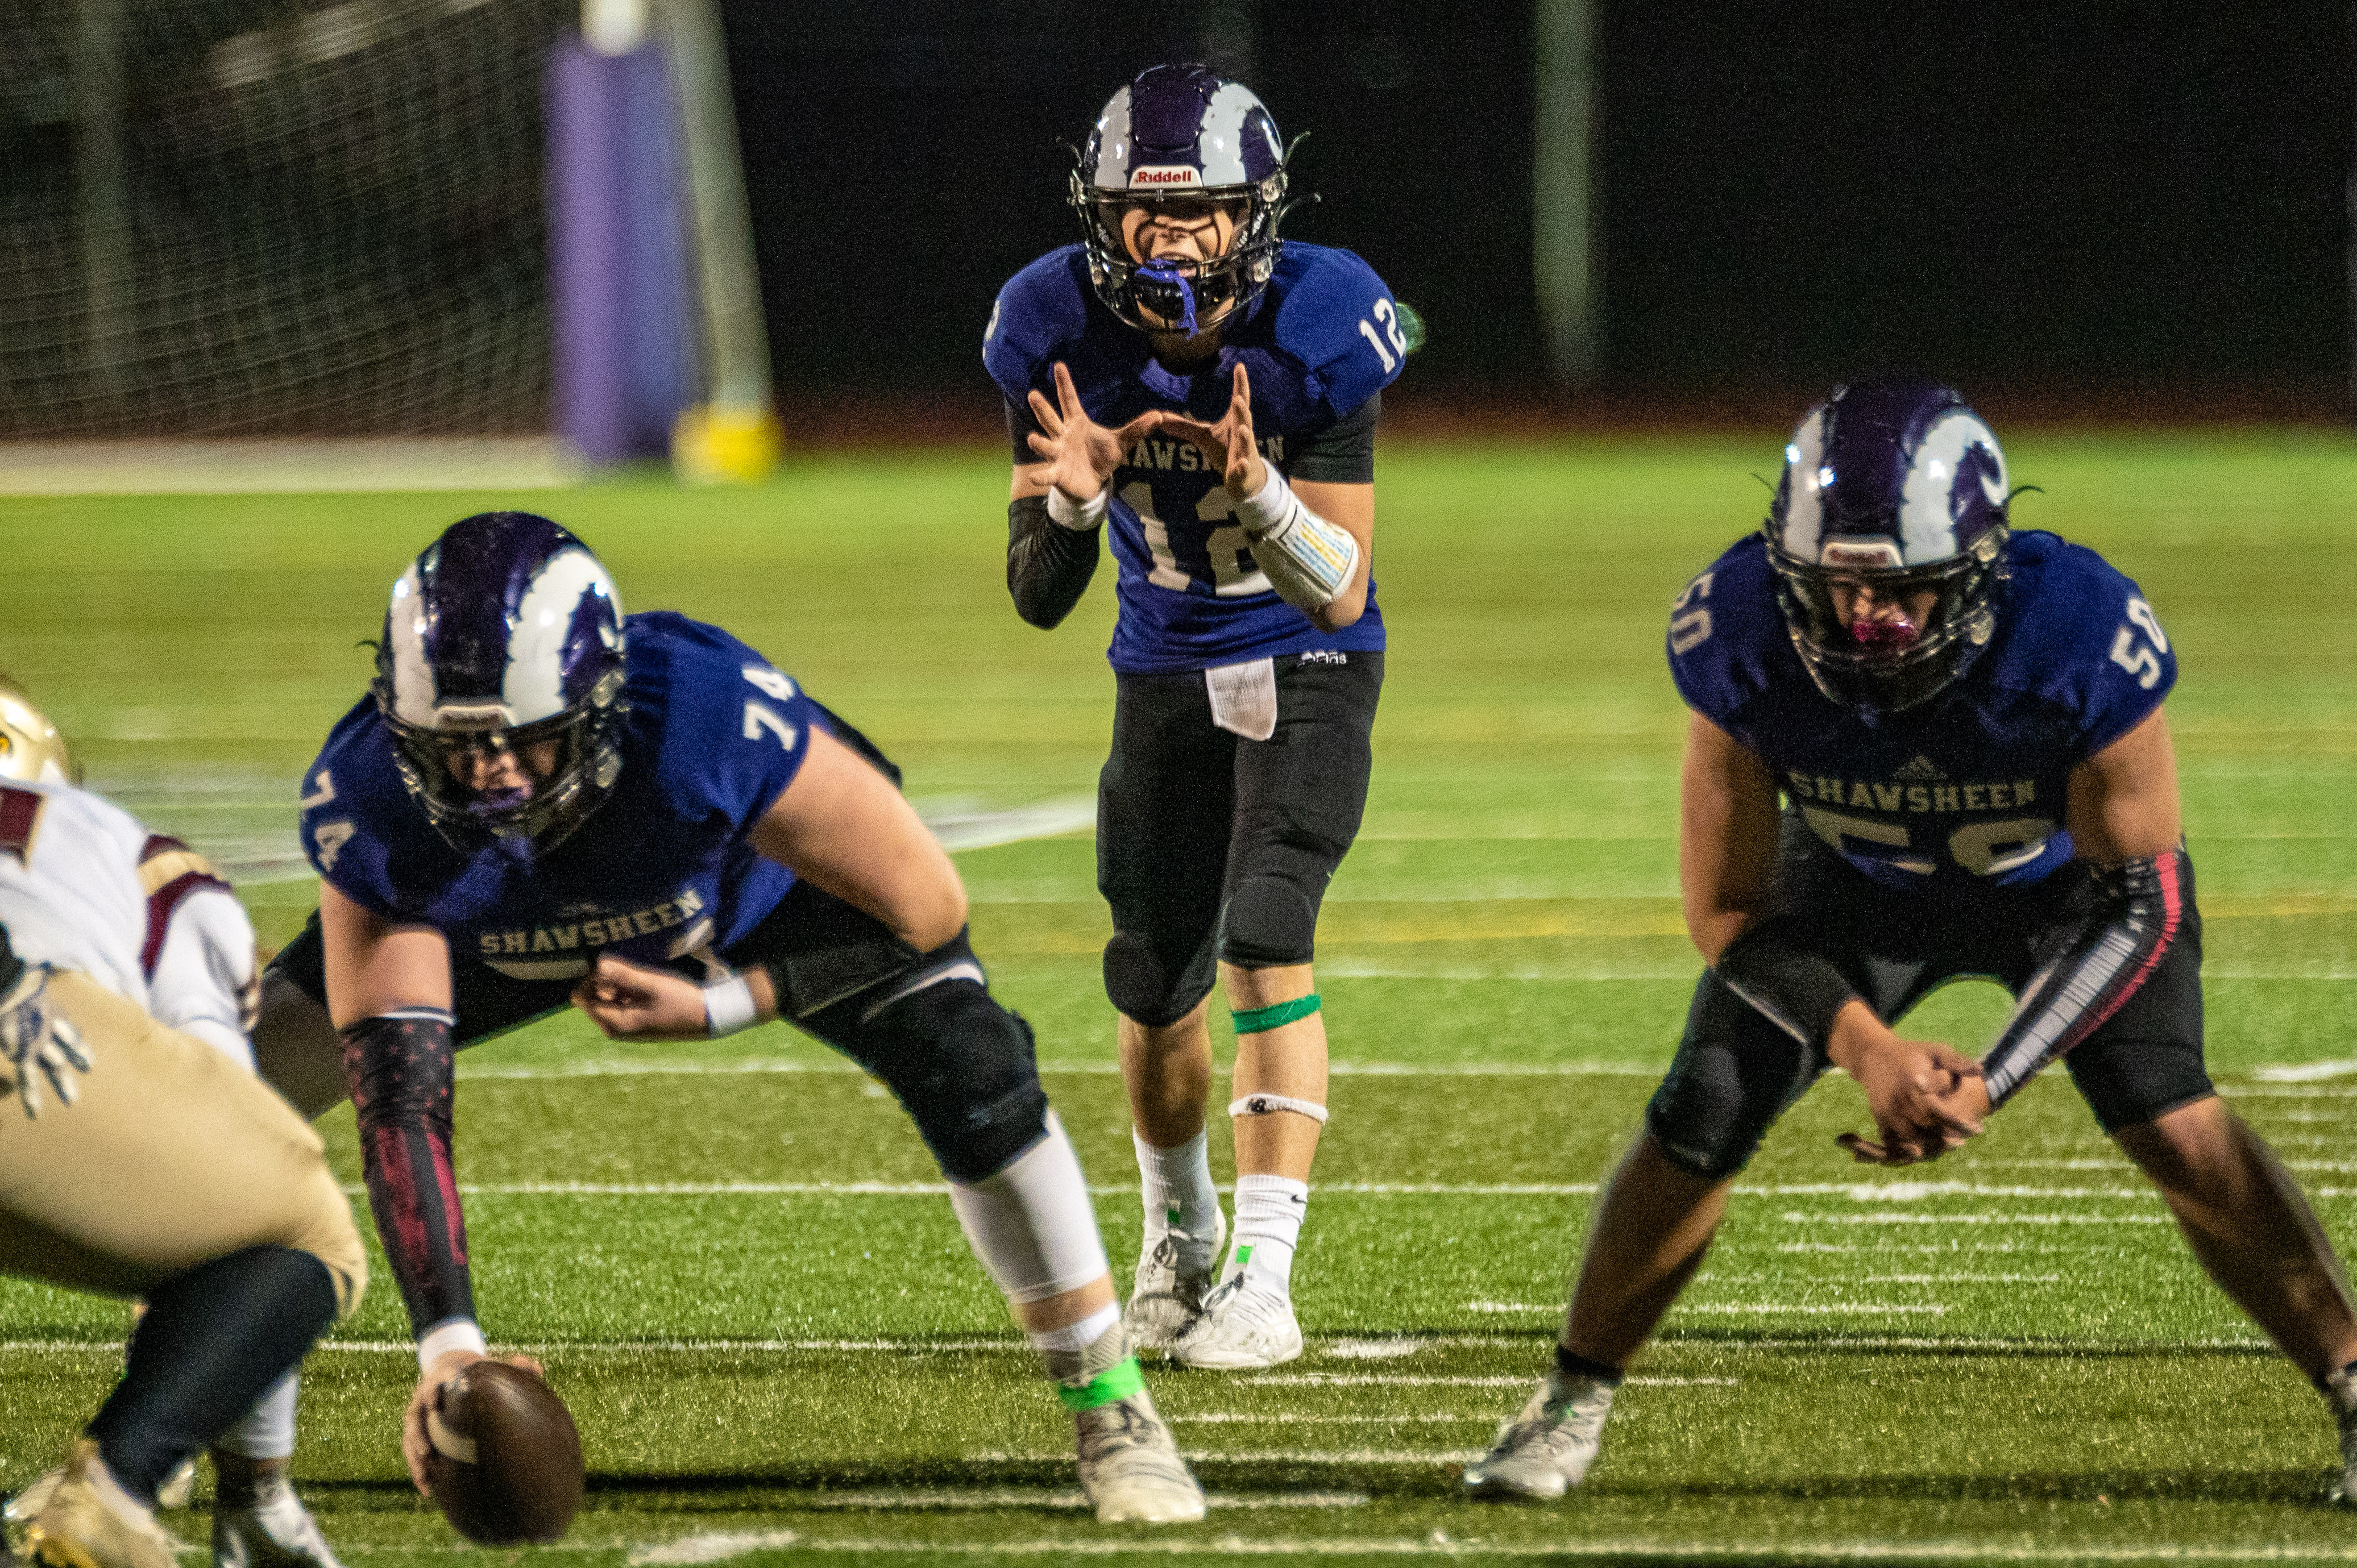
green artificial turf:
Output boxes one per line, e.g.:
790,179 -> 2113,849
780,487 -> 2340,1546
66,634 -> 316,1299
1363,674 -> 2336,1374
4,430 -> 2357,1562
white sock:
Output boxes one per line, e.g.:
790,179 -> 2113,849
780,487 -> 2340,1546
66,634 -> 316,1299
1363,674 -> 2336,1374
211,1370 -> 298,1461
1027,1300 -> 1121,1355
1230,1174 -> 1309,1290
1135,1128 -> 1221,1246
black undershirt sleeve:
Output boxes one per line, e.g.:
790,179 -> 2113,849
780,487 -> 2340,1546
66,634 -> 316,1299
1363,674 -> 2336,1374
342,1009 -> 476,1336
1284,391 -> 1380,485
1006,493 -> 1101,629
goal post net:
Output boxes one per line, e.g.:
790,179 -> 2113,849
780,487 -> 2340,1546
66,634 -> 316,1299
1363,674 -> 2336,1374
0,0 -> 571,439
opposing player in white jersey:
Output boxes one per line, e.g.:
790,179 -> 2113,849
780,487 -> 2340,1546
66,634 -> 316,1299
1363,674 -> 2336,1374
0,681 -> 363,1568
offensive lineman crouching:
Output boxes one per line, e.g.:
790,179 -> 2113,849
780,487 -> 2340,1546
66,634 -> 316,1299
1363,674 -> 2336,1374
1464,380 -> 2357,1501
248,513 -> 1204,1523
0,683 -> 366,1568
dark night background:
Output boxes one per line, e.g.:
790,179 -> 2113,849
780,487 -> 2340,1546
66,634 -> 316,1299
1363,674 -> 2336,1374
719,2 -> 2356,418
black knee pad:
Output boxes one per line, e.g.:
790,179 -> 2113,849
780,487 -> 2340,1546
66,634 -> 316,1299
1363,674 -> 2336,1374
1643,976 -> 1820,1179
1217,872 -> 1320,968
858,977 -> 1049,1182
1103,928 -> 1215,1028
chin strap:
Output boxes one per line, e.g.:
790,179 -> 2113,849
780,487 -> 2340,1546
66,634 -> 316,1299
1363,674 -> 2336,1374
1981,845 -> 2189,1108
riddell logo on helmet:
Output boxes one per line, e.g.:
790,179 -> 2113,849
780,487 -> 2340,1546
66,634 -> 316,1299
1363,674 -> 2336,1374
1129,165 -> 1202,188
1820,540 -> 1905,569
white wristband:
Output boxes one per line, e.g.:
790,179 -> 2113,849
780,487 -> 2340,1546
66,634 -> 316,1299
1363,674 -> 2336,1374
418,1318 -> 489,1374
1232,461 -> 1289,535
704,973 -> 758,1037
1044,483 -> 1108,531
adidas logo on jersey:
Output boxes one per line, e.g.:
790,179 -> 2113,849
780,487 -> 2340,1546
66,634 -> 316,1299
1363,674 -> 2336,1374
1893,755 -> 1948,781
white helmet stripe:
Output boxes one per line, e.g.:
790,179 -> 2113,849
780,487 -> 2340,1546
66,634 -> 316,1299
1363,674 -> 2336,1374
1779,407 -> 1828,560
1091,86 -> 1134,190
1198,82 -> 1260,185
503,548 -> 621,726
1900,411 -> 2006,565
385,564 -> 438,727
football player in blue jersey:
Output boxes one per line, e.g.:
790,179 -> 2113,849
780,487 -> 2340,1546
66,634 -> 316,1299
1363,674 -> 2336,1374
246,512 -> 1204,1524
1464,380 -> 2357,1501
984,63 -> 1408,1370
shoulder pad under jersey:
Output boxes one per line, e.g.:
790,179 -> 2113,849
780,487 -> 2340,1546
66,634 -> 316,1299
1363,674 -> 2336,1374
1665,534 -> 1791,750
1986,530 -> 2176,760
983,247 -> 1098,402
625,612 -> 818,832
1259,243 -> 1405,422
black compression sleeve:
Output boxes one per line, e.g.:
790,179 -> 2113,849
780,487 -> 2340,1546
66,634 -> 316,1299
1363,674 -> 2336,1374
1980,846 -> 2190,1108
1007,493 -> 1101,629
341,1010 -> 476,1336
1712,918 -> 1861,1051
1285,392 -> 1380,484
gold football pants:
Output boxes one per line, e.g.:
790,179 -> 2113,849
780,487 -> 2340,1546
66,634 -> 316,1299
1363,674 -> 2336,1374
0,971 -> 365,1317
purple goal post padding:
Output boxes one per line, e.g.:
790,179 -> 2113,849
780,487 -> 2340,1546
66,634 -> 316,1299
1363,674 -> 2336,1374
547,36 -> 697,464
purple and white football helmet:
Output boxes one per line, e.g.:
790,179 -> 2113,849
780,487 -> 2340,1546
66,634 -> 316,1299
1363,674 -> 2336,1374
372,511 -> 627,852
1763,378 -> 2012,715
1070,63 -> 1292,334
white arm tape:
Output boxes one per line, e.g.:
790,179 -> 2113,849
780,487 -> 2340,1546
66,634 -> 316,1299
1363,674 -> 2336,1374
704,973 -> 758,1037
1234,465 -> 1358,612
1229,1092 -> 1330,1124
1045,482 -> 1109,531
418,1317 -> 488,1374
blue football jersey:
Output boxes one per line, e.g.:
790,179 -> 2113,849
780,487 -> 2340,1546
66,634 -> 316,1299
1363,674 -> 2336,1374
985,241 -> 1404,673
1669,530 -> 2176,891
298,612 -> 816,980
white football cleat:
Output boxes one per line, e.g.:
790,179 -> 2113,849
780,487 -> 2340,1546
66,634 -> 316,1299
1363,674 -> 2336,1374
212,1478 -> 343,1568
1124,1208 -> 1225,1354
1073,1390 -> 1206,1524
1463,1366 -> 1619,1501
1170,1269 -> 1302,1370
20,1439 -> 186,1568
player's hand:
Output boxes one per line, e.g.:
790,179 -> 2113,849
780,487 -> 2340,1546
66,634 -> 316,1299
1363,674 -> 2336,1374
1155,362 -> 1268,504
404,1350 -> 545,1494
1026,361 -> 1159,508
1828,1011 -> 1985,1166
0,961 -> 90,1120
572,953 -> 711,1041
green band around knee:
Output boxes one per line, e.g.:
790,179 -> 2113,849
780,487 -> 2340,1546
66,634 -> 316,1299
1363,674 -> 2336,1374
1232,993 -> 1322,1035
1056,1355 -> 1147,1412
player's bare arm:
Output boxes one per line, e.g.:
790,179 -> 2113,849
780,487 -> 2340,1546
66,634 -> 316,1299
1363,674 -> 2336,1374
576,723 -> 948,1043
2063,706 -> 2182,866
1677,713 -> 1982,1167
1157,363 -> 1375,633
747,722 -> 967,953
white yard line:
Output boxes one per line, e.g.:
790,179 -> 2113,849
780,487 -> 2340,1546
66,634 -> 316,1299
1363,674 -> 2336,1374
384,1179 -> 2186,1201
1239,1375 -> 1734,1388
545,1530 -> 2357,1563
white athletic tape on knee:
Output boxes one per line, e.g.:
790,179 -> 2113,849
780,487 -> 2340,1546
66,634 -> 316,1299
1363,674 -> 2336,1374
945,1109 -> 1110,1305
1229,1092 -> 1330,1123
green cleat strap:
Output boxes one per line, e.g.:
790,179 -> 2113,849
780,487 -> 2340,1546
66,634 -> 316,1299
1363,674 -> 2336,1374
1057,1355 -> 1147,1413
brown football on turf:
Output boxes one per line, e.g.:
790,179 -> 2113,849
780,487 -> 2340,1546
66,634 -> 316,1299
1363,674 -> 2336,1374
421,1361 -> 584,1544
